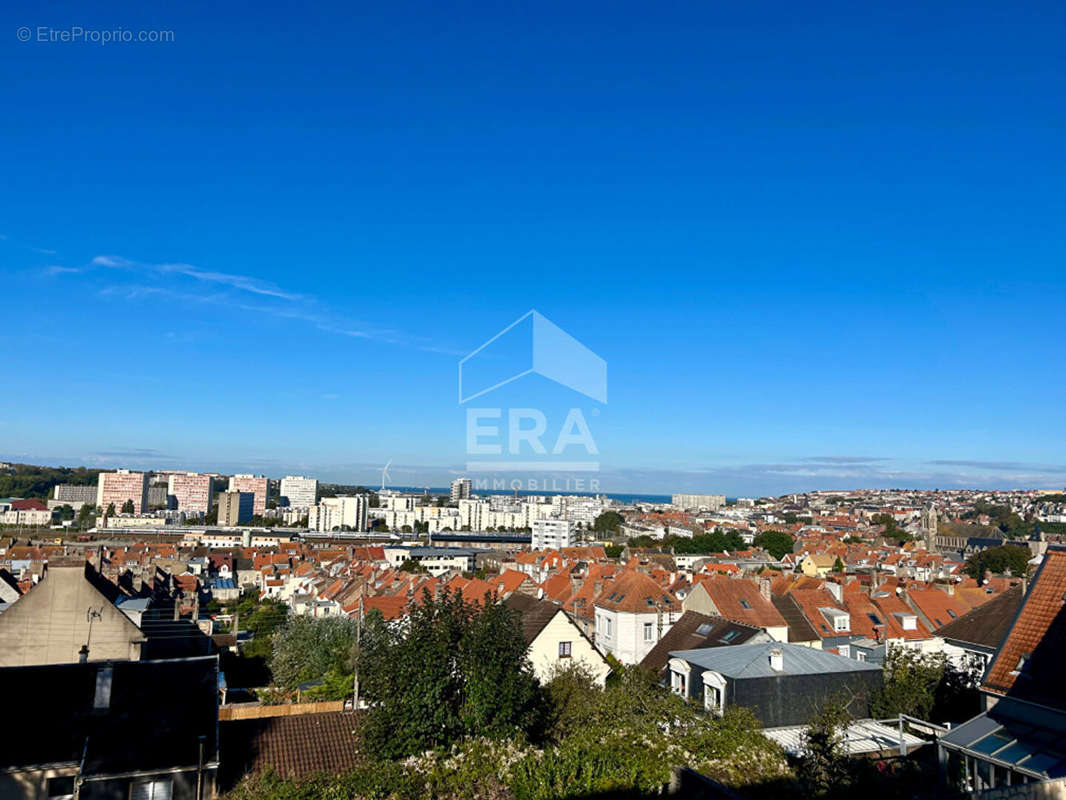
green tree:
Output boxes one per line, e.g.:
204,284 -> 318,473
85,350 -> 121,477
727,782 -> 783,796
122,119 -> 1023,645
964,544 -> 1031,580
832,557 -> 845,573
753,529 -> 795,560
604,543 -> 624,559
797,700 -> 853,799
870,648 -> 980,724
357,588 -> 542,758
75,503 -> 95,529
121,499 -> 135,514
106,502 -> 116,516
592,510 -> 624,535
269,615 -> 357,690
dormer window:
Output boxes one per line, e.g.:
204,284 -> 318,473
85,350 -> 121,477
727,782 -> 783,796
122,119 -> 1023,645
893,612 -> 918,631
820,607 -> 850,632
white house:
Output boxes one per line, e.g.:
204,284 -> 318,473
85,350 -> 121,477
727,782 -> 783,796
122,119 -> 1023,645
593,570 -> 682,665
505,593 -> 611,685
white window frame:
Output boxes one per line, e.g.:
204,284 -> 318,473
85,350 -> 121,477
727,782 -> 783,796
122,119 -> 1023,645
131,777 -> 173,800
643,622 -> 654,642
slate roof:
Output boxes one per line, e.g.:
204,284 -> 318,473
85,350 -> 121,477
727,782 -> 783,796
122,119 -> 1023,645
935,584 -> 1023,649
770,592 -> 822,643
505,592 -> 564,645
669,642 -> 881,679
0,656 -> 218,775
219,710 -> 359,789
983,548 -> 1066,709
640,611 -> 764,675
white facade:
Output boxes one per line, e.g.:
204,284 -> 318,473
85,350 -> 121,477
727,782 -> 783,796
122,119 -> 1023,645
526,609 -> 612,686
450,478 -> 472,503
382,546 -> 476,575
308,495 -> 369,532
672,493 -> 726,511
280,475 -> 318,508
459,498 -> 485,530
1,509 -> 53,526
532,519 -> 575,551
595,606 -> 677,665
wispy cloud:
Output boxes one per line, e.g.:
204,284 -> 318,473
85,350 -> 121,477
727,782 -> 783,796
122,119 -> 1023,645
53,251 -> 458,356
801,456 -> 892,464
44,265 -> 83,275
927,459 -> 1066,472
93,447 -> 176,459
156,262 -> 306,301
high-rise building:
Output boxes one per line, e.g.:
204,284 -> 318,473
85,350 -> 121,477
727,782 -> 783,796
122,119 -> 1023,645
228,474 -> 269,515
450,477 -> 472,503
532,519 -> 575,550
458,498 -> 485,531
167,472 -> 215,513
671,493 -> 726,511
53,484 -> 98,505
147,485 -> 169,508
96,470 -> 149,513
308,495 -> 368,532
280,475 -> 318,508
217,490 -> 254,526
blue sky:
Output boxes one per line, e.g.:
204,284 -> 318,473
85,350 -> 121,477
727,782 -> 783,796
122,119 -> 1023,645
2,0 -> 1064,495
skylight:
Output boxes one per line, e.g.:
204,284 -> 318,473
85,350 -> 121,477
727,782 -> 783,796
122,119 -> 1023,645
739,599 -> 751,610
696,623 -> 713,636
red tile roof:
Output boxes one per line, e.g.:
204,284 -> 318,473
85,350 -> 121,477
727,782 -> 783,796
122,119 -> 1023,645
594,570 -> 681,615
693,576 -> 786,629
983,548 -> 1066,708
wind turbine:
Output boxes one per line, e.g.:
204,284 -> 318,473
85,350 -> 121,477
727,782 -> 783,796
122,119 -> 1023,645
380,460 -> 392,492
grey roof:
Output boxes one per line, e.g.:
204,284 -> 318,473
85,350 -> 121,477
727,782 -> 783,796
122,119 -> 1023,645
669,642 -> 881,679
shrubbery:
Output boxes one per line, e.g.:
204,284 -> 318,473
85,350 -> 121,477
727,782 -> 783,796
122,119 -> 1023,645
224,595 -> 790,800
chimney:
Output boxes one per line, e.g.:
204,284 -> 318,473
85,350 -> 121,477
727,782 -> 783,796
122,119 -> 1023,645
826,580 -> 843,604
593,580 -> 603,597
768,647 -> 784,672
759,577 -> 772,602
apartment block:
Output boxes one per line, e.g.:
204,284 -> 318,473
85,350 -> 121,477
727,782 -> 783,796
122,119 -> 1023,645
167,473 -> 214,513
309,495 -> 368,532
96,470 -> 149,513
450,477 -> 472,503
228,474 -> 269,515
53,484 -> 98,505
532,518 -> 575,550
671,493 -> 726,511
280,475 -> 318,508
217,491 -> 254,526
